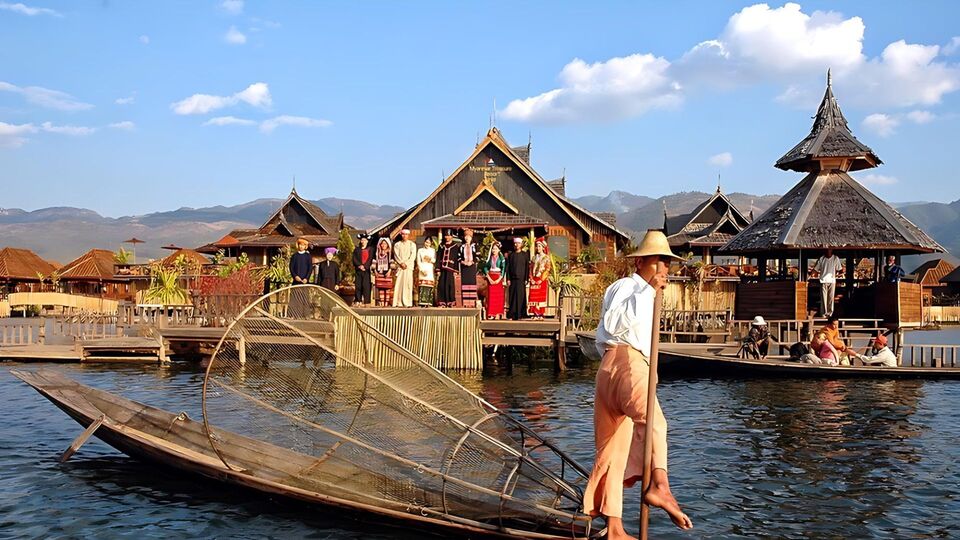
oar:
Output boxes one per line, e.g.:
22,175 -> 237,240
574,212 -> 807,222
639,287 -> 664,540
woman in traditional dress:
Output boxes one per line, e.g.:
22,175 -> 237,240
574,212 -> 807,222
373,237 -> 394,307
459,228 -> 479,308
416,237 -> 437,307
482,241 -> 506,319
528,237 -> 552,319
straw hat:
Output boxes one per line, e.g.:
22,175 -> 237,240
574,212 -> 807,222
752,315 -> 766,326
626,230 -> 681,259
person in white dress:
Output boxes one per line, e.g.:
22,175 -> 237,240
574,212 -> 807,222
416,237 -> 437,307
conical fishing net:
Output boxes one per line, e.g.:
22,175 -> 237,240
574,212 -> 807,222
202,285 -> 599,538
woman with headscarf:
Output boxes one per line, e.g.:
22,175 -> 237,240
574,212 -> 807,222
528,237 -> 552,319
416,237 -> 437,307
316,247 -> 341,291
374,237 -> 394,306
482,241 -> 506,319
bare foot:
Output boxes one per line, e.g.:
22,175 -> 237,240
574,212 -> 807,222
644,482 -> 693,530
605,517 -> 637,540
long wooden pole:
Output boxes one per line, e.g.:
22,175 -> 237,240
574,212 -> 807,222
640,287 -> 664,540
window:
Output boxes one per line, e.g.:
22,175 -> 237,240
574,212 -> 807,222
548,235 -> 570,260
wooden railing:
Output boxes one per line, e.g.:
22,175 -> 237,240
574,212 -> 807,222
0,318 -> 44,346
900,344 -> 960,367
662,309 -> 731,342
50,314 -> 121,339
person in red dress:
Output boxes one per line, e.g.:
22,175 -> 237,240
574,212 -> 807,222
482,241 -> 506,319
528,237 -> 552,319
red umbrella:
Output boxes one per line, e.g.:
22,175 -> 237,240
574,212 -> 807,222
123,238 -> 145,264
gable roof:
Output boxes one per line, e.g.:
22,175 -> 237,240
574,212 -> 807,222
59,249 -> 118,280
0,247 -> 59,280
941,265 -> 960,284
776,70 -> 881,173
720,170 -> 944,254
910,258 -> 955,286
260,189 -> 344,237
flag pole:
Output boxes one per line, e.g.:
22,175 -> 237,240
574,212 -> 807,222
639,286 -> 664,540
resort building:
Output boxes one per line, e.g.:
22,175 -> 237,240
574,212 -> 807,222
720,71 -> 944,324
663,187 -> 751,264
371,127 -> 629,260
58,248 -> 131,300
910,258 -> 956,305
0,247 -> 59,296
198,189 -> 359,264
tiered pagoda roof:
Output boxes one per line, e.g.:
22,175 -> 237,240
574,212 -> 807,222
664,188 -> 751,249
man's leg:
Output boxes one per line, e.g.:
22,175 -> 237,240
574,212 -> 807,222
826,282 -> 835,316
820,282 -> 830,316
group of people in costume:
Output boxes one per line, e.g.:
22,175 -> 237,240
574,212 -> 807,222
289,229 -> 554,318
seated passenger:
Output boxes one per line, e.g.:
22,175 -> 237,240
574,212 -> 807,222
745,316 -> 771,359
854,334 -> 898,368
811,331 -> 840,366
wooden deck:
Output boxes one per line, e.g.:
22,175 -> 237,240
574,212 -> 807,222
0,337 -> 164,363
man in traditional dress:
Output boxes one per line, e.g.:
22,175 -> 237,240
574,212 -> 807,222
316,247 -> 341,291
813,249 -> 843,317
585,230 -> 693,538
505,237 -> 530,320
459,228 -> 479,308
436,230 -> 461,307
288,237 -> 314,318
392,229 -> 417,307
352,233 -> 374,306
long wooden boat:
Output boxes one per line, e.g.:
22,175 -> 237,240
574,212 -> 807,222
574,332 -> 960,379
13,369 -> 601,539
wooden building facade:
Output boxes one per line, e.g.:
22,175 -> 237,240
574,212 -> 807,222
0,247 -> 59,297
720,71 -> 944,325
198,189 -> 358,265
910,258 -> 956,305
58,248 -> 131,300
372,128 -> 629,260
664,187 -> 751,264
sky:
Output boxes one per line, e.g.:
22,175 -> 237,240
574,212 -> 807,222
1,1 -> 959,217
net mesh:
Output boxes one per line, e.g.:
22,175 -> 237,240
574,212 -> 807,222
202,285 -> 597,537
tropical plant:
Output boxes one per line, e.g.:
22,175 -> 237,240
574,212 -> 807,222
114,247 -> 132,264
549,254 -> 582,297
260,245 -> 293,288
144,264 -> 188,305
336,229 -> 355,285
216,252 -> 250,278
478,232 -> 496,263
211,249 -> 225,265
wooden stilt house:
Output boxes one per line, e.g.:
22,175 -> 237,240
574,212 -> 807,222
371,127 -> 629,260
664,187 -> 751,264
719,71 -> 944,326
0,247 -> 59,296
58,248 -> 131,300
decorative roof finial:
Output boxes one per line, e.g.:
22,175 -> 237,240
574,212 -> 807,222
827,68 -> 832,88
717,172 -> 721,193
292,175 -> 297,193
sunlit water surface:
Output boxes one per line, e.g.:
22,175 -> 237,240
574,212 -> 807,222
2,351 -> 959,538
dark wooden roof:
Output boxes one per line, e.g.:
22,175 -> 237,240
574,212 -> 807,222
776,70 -> 881,173
0,247 -> 59,281
59,249 -> 118,281
665,188 -> 751,248
511,143 -> 531,164
910,258 -> 956,285
720,171 -> 944,254
423,211 -> 547,228
940,265 -> 960,284
547,177 -> 566,196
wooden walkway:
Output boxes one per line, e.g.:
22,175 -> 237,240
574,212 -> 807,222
0,337 -> 164,363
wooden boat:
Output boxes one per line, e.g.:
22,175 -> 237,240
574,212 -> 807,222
574,332 -> 960,379
13,367 -> 602,539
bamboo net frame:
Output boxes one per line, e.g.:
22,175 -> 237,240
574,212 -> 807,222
202,285 -> 600,538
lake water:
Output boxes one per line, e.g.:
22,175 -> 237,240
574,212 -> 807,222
2,336 -> 959,538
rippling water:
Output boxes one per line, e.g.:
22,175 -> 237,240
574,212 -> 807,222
1,361 -> 959,539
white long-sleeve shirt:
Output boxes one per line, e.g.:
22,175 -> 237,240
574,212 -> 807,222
595,273 -> 655,358
858,346 -> 898,368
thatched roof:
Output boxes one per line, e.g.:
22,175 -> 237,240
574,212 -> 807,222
161,248 -> 210,267
776,70 -> 881,173
720,171 -> 945,254
0,247 -> 59,281
59,249 -> 118,281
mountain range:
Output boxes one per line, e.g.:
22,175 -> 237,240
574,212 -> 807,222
1,192 -> 957,268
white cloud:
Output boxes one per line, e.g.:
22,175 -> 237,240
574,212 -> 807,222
906,110 -> 935,124
944,37 -> 960,56
224,25 -> 246,45
0,81 -> 93,111
170,82 -> 272,115
502,54 -> 681,123
220,0 -> 243,15
259,115 -> 332,133
139,35 -> 150,45
855,173 -> 898,186
0,1 -> 62,17
503,3 -> 960,123
862,113 -> 899,137
708,152 -> 733,167
40,121 -> 96,136
108,121 -> 135,131
115,94 -> 135,105
203,116 -> 256,127
0,121 -> 38,148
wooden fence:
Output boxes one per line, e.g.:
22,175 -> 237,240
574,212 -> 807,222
900,344 -> 960,367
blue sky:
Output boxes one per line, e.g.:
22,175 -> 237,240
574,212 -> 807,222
1,1 -> 959,216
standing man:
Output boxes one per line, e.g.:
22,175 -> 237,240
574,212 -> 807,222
459,228 -> 479,308
289,237 -> 313,285
316,247 -> 341,291
884,255 -> 905,283
436,230 -> 461,307
505,237 -> 530,320
352,233 -> 374,306
585,230 -> 692,537
813,249 -> 843,317
392,229 -> 417,307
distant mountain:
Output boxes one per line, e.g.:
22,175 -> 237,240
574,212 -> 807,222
570,191 -> 654,214
897,199 -> 960,258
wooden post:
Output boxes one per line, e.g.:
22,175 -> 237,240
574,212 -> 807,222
640,288 -> 664,540
556,296 -> 567,371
